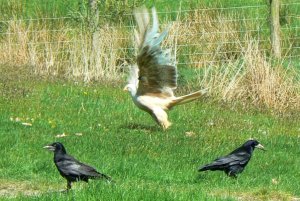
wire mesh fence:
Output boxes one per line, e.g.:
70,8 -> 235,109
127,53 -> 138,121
0,1 -> 299,81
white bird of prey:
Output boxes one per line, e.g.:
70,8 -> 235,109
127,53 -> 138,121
124,6 -> 207,130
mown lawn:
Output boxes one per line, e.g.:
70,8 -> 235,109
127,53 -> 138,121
0,66 -> 299,200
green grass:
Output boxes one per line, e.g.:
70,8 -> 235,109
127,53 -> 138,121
0,65 -> 299,200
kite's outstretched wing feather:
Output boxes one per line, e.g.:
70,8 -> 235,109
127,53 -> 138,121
133,7 -> 177,96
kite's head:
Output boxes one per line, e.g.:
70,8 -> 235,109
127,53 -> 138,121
123,84 -> 137,96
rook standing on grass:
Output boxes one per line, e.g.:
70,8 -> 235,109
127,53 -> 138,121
44,142 -> 112,190
198,139 -> 265,177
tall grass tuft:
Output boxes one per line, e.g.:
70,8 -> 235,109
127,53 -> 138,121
166,7 -> 268,68
0,18 -> 131,82
198,41 -> 300,112
67,25 -> 130,82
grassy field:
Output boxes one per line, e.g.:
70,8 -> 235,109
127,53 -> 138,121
0,66 -> 299,200
0,1 -> 299,200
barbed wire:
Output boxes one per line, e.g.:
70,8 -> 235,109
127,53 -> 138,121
3,39 -> 268,47
30,55 -> 299,67
0,29 -> 77,35
1,26 -> 300,39
16,46 -> 300,56
0,16 -> 72,23
6,38 -> 300,50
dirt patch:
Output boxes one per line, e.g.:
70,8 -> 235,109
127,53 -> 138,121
211,190 -> 299,201
0,180 -> 41,198
0,65 -> 34,100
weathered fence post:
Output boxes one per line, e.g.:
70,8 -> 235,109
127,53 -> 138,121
88,0 -> 100,46
89,0 -> 99,32
269,0 -> 281,59
87,0 -> 100,81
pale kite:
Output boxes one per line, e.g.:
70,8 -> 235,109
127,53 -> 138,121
124,6 -> 207,130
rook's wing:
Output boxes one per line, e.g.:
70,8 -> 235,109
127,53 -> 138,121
199,152 -> 250,171
77,161 -> 111,180
216,152 -> 250,166
56,155 -> 100,178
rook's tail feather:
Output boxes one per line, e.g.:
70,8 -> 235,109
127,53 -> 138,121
198,162 -> 222,172
198,165 -> 210,172
95,172 -> 114,183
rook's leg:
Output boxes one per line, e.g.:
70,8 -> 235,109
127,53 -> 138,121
67,181 -> 72,190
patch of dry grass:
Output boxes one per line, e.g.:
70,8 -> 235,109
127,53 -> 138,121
211,189 -> 299,201
197,41 -> 300,112
0,180 -> 41,198
0,19 -> 130,82
165,7 -> 266,68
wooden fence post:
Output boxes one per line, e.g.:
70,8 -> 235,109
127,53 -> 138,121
88,0 -> 100,81
89,0 -> 99,32
270,0 -> 281,59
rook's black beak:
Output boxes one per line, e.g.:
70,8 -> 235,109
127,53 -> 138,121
43,145 -> 55,152
255,143 -> 266,151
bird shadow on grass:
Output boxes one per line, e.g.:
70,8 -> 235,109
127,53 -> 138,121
194,173 -> 241,187
193,174 -> 209,183
119,123 -> 160,132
